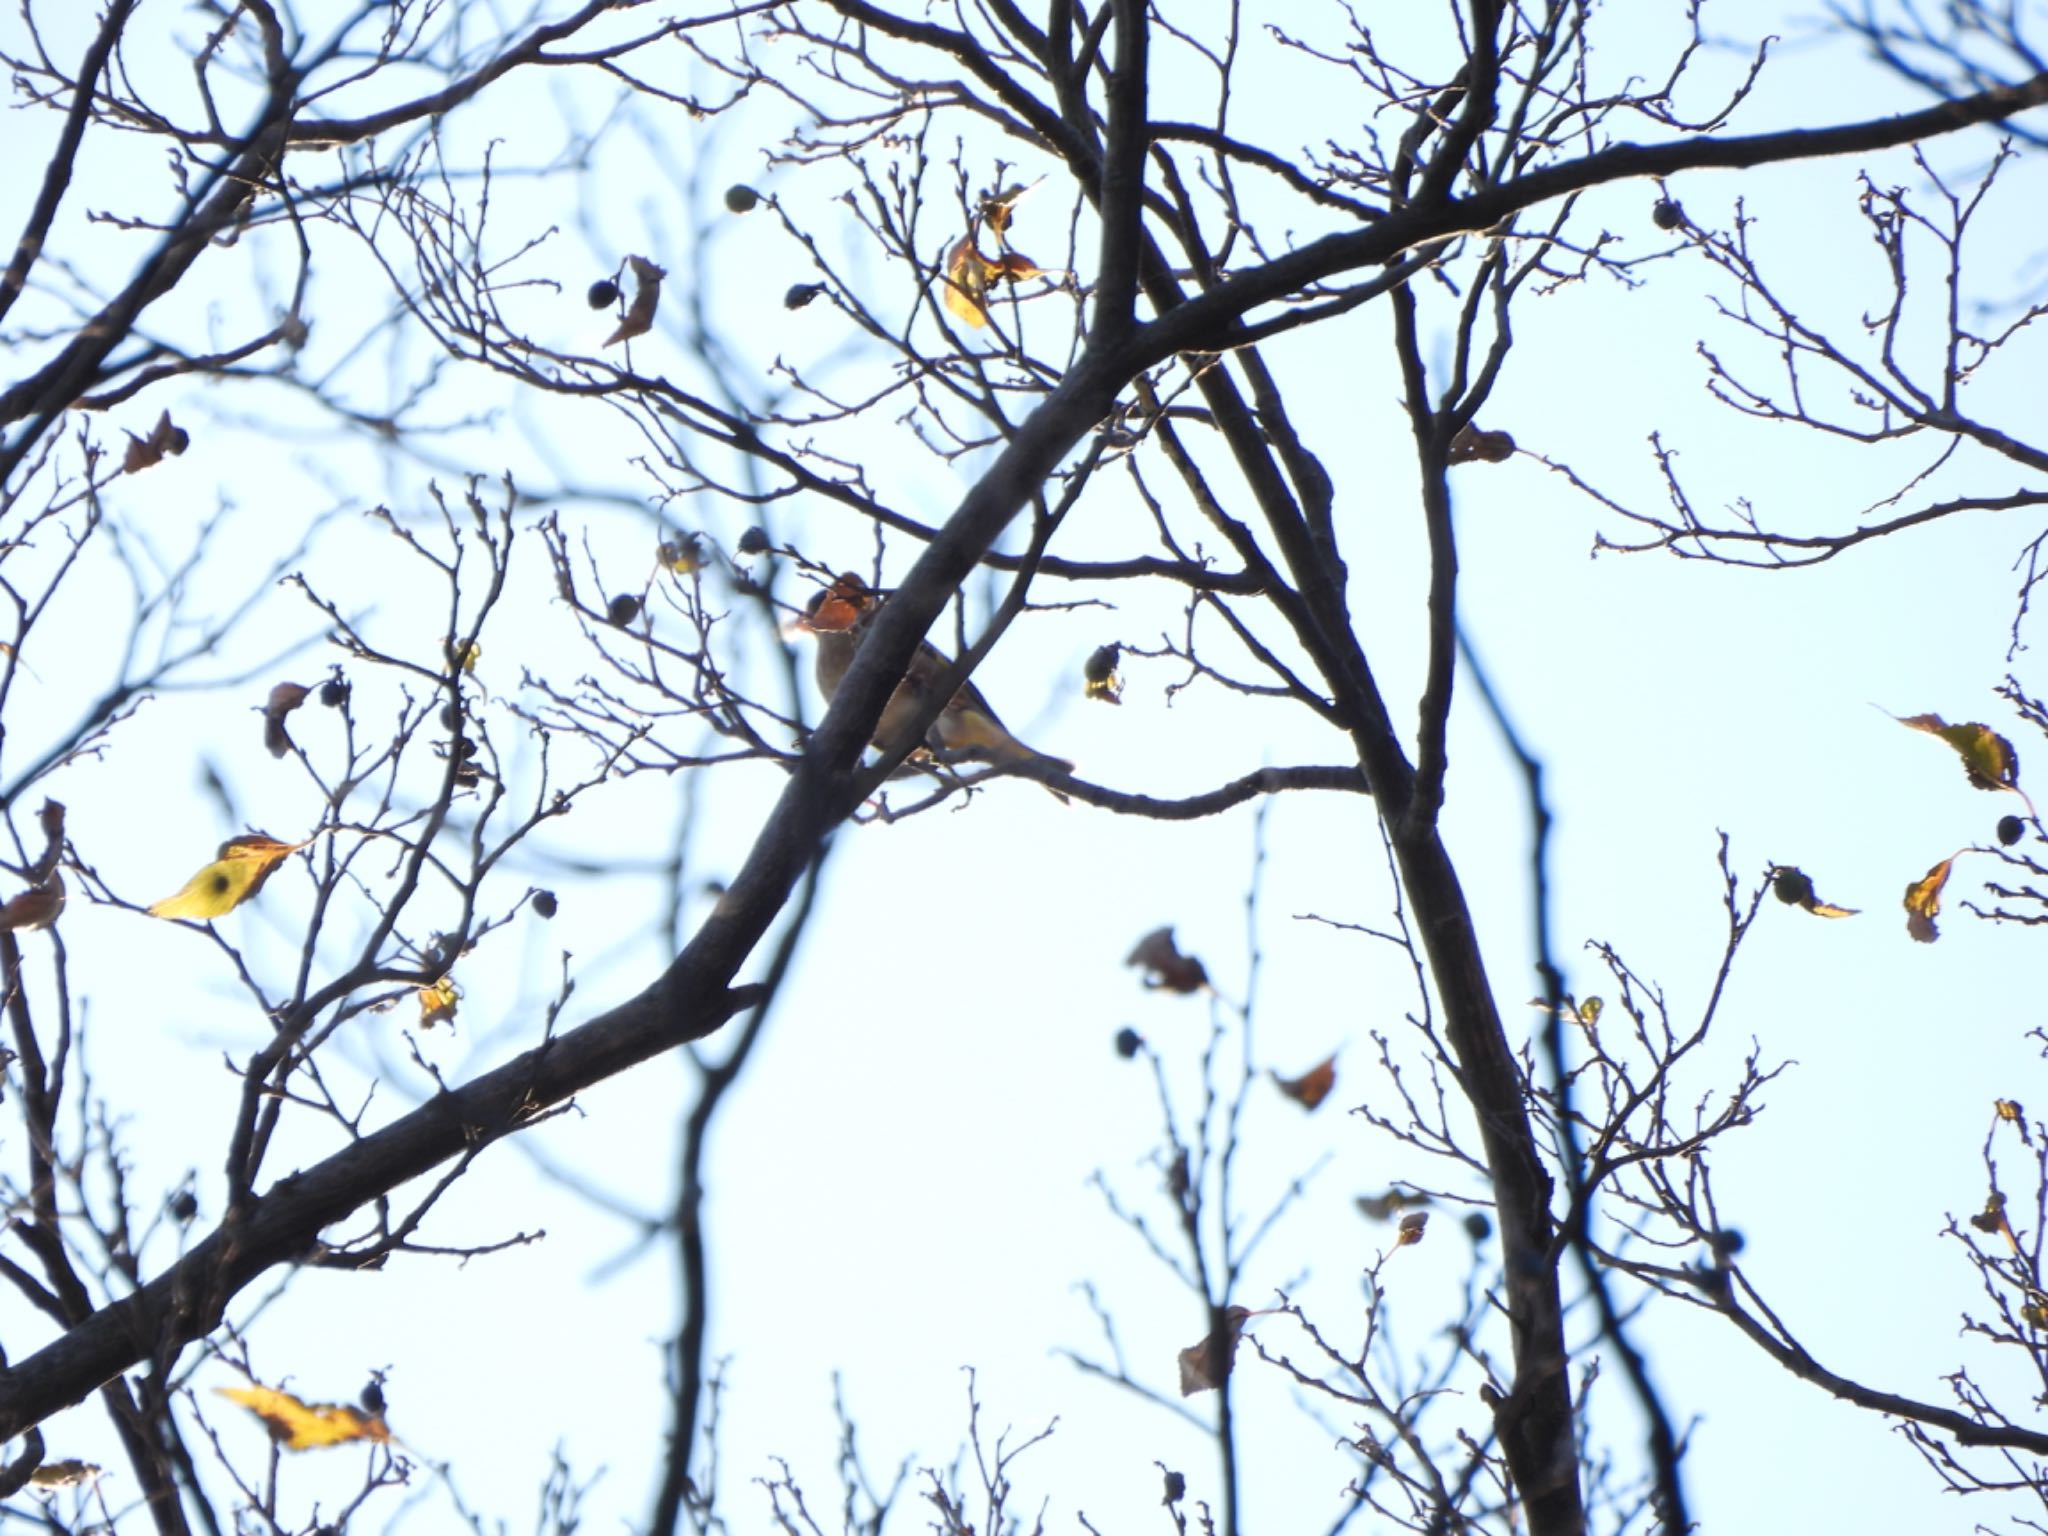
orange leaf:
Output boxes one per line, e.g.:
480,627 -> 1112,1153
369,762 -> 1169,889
1271,1054 -> 1336,1111
216,1385 -> 391,1451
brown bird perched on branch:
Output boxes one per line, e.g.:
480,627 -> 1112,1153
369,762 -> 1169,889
796,572 -> 1074,781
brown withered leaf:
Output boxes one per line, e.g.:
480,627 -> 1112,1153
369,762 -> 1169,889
1126,926 -> 1209,994
1769,865 -> 1858,918
1448,425 -> 1516,464
1903,855 -> 1956,943
122,409 -> 190,474
1271,1054 -> 1337,1111
1394,1211 -> 1430,1247
263,681 -> 310,759
1177,1305 -> 1254,1396
0,872 -> 65,933
1083,644 -> 1123,704
1896,712 -> 2021,793
604,255 -> 666,347
29,798 -> 63,883
1356,1188 -> 1431,1222
1996,1099 -> 2032,1146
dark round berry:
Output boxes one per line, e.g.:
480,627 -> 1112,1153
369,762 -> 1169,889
1709,1227 -> 1745,1259
439,702 -> 461,730
607,593 -> 642,627
1998,814 -> 2025,847
1114,1026 -> 1143,1059
1651,199 -> 1685,231
1463,1211 -> 1491,1242
736,526 -> 770,556
784,282 -> 825,310
360,1378 -> 386,1416
587,278 -> 620,309
168,1189 -> 198,1223
724,184 -> 760,214
319,677 -> 348,708
531,890 -> 558,919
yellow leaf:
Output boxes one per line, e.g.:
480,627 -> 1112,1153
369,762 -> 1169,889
1897,713 -> 2021,792
1903,855 -> 1954,943
149,835 -> 305,921
942,234 -> 995,327
418,975 -> 460,1029
1770,865 -> 1859,918
216,1385 -> 391,1451
1083,643 -> 1123,704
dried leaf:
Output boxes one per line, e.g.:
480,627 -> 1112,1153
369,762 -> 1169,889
943,234 -> 997,327
1126,926 -> 1209,994
216,1385 -> 391,1451
1448,425 -> 1516,464
1968,1191 -> 2017,1252
992,249 -> 1045,282
418,974 -> 460,1029
1996,1099 -> 2032,1146
604,254 -> 666,347
1770,865 -> 1859,918
446,639 -> 482,675
122,409 -> 190,474
28,1459 -> 102,1491
1394,1211 -> 1430,1247
1903,856 -> 1954,943
1897,712 -> 2021,793
1356,1189 -> 1431,1222
1577,996 -> 1604,1025
979,180 -> 1039,236
1177,1305 -> 1253,1396
150,835 -> 306,921
1083,644 -> 1123,704
0,872 -> 65,932
2023,1299 -> 2048,1330
263,681 -> 310,759
1271,1054 -> 1337,1111
30,798 -> 64,882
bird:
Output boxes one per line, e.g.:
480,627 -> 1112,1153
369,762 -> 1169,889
796,572 -> 1074,781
